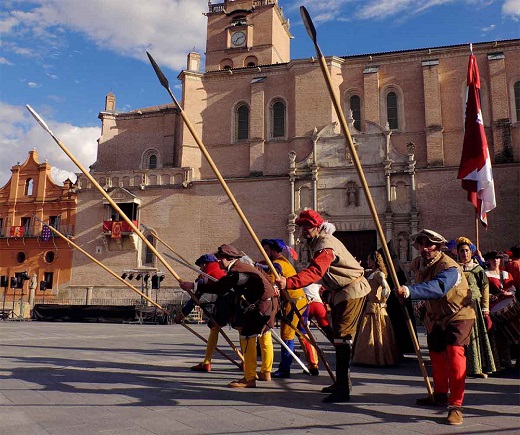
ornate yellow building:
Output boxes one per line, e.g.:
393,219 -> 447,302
0,150 -> 77,312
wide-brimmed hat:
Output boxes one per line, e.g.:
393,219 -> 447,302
410,229 -> 447,247
214,244 -> 243,259
195,253 -> 218,266
295,210 -> 324,227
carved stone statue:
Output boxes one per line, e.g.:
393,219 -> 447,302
346,182 -> 358,206
398,233 -> 409,262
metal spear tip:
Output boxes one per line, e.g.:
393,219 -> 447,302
299,6 -> 323,57
26,104 -> 53,135
146,51 -> 170,90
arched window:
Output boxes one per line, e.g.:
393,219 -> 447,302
142,234 -> 155,266
271,100 -> 286,138
220,58 -> 233,70
386,92 -> 398,130
142,149 -> 160,170
349,95 -> 361,131
24,178 -> 33,196
235,103 -> 249,141
148,154 -> 157,169
244,56 -> 258,68
515,81 -> 520,122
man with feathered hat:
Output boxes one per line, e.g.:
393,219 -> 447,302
276,209 -> 370,403
397,229 -> 475,426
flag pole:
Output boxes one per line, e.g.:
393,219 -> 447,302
475,211 -> 480,251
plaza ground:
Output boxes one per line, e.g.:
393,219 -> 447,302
0,321 -> 518,434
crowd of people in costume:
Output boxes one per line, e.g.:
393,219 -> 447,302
175,209 -> 518,426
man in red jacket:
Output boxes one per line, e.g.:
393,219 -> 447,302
276,210 -> 370,403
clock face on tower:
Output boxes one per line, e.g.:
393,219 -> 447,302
231,31 -> 246,47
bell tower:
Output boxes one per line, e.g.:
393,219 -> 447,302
204,0 -> 291,71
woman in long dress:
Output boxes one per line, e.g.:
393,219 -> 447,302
352,251 -> 399,366
456,237 -> 496,378
484,250 -> 518,369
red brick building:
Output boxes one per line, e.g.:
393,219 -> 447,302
70,0 -> 518,296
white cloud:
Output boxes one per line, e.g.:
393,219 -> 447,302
502,0 -> 520,19
0,101 -> 99,188
0,57 -> 13,65
1,0 -> 208,70
294,0 -> 520,22
481,24 -> 497,31
27,81 -> 40,88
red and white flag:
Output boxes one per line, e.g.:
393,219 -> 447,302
457,52 -> 496,227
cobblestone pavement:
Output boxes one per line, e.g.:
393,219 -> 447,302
0,321 -> 518,434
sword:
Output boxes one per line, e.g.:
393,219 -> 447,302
268,326 -> 311,375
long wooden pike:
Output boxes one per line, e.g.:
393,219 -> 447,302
141,223 -> 192,267
25,104 -> 244,364
32,216 -> 241,368
299,6 -> 433,397
146,52 -> 336,382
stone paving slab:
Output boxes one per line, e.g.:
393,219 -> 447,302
0,321 -> 518,434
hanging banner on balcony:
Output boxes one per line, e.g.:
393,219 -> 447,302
111,221 -> 122,239
10,226 -> 25,238
41,225 -> 52,241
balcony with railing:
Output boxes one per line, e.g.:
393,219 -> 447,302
0,223 -> 74,239
208,0 -> 276,14
102,220 -> 139,237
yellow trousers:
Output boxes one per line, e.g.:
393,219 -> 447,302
203,327 -> 219,364
240,331 -> 273,381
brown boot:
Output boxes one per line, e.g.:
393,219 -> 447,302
447,407 -> 463,425
228,377 -> 256,388
416,392 -> 448,406
190,362 -> 211,372
257,372 -> 271,381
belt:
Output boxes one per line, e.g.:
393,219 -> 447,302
334,274 -> 363,290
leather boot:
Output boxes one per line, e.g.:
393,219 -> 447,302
191,362 -> 211,372
323,343 -> 351,403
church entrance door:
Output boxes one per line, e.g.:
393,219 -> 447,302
334,230 -> 377,268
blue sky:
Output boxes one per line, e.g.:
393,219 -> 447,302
1,0 -> 519,186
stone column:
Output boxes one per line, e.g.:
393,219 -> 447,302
363,65 -> 380,127
288,151 -> 297,247
86,286 -> 93,305
249,78 -> 266,174
422,60 -> 445,166
28,273 -> 37,308
487,52 -> 513,162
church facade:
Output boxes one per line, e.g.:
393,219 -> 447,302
70,0 -> 519,298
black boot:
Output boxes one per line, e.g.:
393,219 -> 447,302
323,325 -> 334,343
323,343 -> 351,403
